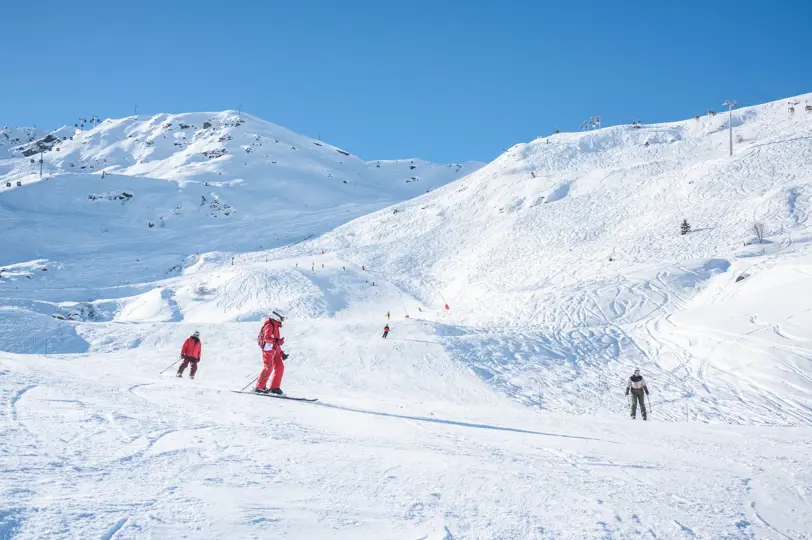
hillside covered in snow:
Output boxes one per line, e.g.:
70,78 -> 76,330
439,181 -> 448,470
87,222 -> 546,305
0,111 -> 481,300
2,96 -> 812,538
310,93 -> 812,425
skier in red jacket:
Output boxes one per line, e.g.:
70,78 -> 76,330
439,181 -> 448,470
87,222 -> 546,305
255,310 -> 288,395
177,331 -> 202,379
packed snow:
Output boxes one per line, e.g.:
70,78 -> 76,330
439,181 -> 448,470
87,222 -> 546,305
2,97 -> 812,538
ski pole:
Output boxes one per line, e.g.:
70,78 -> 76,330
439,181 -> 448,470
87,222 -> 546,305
239,376 -> 259,392
160,357 -> 181,375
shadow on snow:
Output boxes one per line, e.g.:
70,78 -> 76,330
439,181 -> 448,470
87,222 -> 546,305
315,401 -> 605,442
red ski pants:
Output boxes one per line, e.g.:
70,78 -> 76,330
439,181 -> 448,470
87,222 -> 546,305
178,357 -> 198,377
257,348 -> 284,390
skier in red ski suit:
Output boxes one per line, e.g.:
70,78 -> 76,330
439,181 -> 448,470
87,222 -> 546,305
177,331 -> 202,378
255,311 -> 288,395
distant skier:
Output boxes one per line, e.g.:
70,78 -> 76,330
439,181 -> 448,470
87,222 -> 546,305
387,311 -> 391,320
625,368 -> 649,420
255,310 -> 288,395
382,324 -> 389,339
177,331 -> 202,379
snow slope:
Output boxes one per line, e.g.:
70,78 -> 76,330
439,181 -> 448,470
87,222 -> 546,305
2,95 -> 812,538
2,261 -> 810,539
309,92 -> 812,426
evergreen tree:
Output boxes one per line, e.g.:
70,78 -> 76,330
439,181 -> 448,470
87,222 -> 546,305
680,219 -> 691,235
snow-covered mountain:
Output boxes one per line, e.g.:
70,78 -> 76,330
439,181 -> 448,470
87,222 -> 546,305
0,111 -> 482,290
1,111 -> 480,193
2,97 -> 812,538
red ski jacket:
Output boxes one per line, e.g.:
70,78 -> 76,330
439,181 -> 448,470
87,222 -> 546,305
259,319 -> 284,349
181,337 -> 202,360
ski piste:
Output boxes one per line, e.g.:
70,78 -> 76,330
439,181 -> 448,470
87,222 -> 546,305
231,390 -> 318,402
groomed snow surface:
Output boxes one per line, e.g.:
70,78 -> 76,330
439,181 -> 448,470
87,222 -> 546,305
3,96 -> 812,538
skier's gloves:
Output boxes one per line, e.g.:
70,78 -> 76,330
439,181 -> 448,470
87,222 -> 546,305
277,337 -> 285,346
282,353 -> 289,360
625,389 -> 629,396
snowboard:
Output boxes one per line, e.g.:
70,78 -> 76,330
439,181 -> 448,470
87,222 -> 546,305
231,390 -> 318,402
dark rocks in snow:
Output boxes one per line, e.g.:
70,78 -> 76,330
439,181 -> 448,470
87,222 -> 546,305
88,192 -> 133,202
207,197 -> 233,217
179,123 -> 191,130
20,133 -> 59,157
219,118 -> 244,129
336,148 -> 350,156
202,148 -> 227,159
147,221 -> 155,228
736,275 -> 746,283
203,121 -> 212,129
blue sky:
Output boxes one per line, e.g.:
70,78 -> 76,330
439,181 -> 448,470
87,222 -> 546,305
2,0 -> 810,163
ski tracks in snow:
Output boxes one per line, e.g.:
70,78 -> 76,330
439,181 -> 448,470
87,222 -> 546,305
5,383 -> 37,427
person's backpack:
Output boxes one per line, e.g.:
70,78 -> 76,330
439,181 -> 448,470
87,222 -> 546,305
257,319 -> 273,348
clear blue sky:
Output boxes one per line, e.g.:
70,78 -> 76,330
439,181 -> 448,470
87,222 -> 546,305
2,0 -> 810,163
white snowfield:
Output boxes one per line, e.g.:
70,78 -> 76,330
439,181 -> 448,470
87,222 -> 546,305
2,96 -> 812,538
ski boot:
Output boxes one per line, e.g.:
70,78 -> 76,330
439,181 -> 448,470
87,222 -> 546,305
254,388 -> 269,394
176,373 -> 182,378
190,375 -> 195,380
269,388 -> 284,395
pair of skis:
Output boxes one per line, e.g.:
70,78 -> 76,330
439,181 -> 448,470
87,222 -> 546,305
162,360 -> 317,402
230,390 -> 317,402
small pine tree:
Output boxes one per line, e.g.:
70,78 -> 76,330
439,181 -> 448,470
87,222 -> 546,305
680,219 -> 691,235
